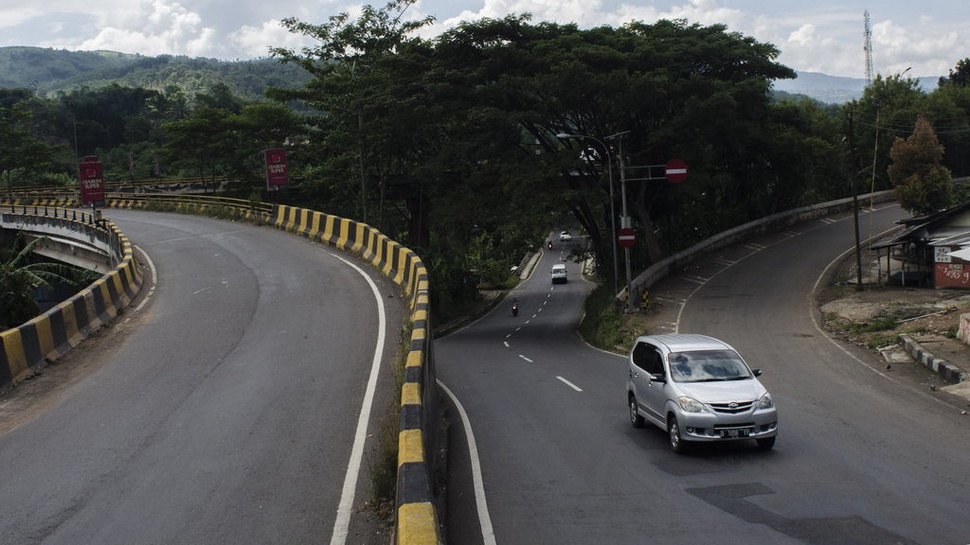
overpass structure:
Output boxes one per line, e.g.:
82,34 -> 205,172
0,195 -> 441,545
0,204 -> 144,387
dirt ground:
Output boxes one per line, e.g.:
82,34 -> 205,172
819,282 -> 970,349
817,247 -> 970,351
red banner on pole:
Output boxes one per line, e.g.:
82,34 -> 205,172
78,156 -> 106,207
264,148 -> 289,190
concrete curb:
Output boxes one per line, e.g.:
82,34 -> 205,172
898,334 -> 969,384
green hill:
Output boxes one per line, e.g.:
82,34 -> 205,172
0,46 -> 311,101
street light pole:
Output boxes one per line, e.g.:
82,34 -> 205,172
557,132 -> 619,294
615,134 -> 634,312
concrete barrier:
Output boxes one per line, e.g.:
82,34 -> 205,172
624,191 -> 898,304
270,204 -> 440,544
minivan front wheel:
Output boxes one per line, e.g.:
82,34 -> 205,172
629,395 -> 644,428
756,436 -> 776,450
668,416 -> 687,454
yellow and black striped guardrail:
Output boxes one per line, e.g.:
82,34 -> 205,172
271,204 -> 440,544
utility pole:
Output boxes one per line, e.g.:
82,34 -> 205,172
617,135 -> 634,312
848,107 -> 864,290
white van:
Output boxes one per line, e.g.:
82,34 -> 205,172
551,263 -> 567,284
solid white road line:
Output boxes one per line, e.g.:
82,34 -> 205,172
132,245 -> 157,313
328,253 -> 387,545
437,380 -> 497,545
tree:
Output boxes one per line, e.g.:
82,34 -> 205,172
0,235 -> 83,329
270,10 -> 810,310
269,0 -> 435,227
0,90 -> 63,190
850,73 -> 927,195
889,115 -> 954,215
938,58 -> 970,88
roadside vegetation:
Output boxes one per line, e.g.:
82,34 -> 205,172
0,235 -> 98,329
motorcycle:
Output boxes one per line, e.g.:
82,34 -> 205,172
547,239 -> 553,250
511,301 -> 519,317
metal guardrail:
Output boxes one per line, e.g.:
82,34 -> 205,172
0,203 -> 106,228
0,193 -> 274,223
2,176 -> 231,195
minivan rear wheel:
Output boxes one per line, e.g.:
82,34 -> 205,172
668,416 -> 687,454
628,394 -> 644,428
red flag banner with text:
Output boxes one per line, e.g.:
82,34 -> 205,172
78,156 -> 106,207
264,149 -> 289,189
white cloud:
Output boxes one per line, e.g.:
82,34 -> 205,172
61,0 -> 221,58
229,20 -> 306,59
2,0 -> 966,78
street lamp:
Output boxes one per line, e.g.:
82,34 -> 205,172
557,132 -> 619,294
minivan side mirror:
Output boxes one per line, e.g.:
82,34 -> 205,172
752,369 -> 763,377
649,373 -> 666,383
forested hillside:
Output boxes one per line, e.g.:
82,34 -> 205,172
0,46 -> 310,101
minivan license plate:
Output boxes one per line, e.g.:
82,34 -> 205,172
721,429 -> 749,438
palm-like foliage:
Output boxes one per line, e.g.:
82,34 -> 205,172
0,235 -> 85,330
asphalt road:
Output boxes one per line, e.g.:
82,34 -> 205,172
437,205 -> 970,545
0,210 -> 405,544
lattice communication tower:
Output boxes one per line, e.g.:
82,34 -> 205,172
864,9 -> 874,86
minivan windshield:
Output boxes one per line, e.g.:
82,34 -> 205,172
668,349 -> 751,383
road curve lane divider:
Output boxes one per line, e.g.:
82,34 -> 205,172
1,211 -> 144,389
271,204 -> 441,545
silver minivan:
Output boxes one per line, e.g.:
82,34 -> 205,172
627,333 -> 778,453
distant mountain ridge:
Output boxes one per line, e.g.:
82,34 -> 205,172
773,70 -> 940,104
0,46 -> 941,105
0,46 -> 310,101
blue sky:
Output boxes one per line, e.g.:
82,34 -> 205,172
2,1 -> 966,79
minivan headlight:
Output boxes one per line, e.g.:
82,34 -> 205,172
757,393 -> 774,409
677,396 -> 707,413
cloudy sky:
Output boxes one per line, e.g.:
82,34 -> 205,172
2,0 -> 966,79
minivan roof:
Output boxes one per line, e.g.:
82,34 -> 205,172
632,333 -> 732,353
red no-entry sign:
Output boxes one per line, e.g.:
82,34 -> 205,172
618,227 -> 636,248
665,159 -> 688,183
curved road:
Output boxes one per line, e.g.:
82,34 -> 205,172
0,210 -> 404,544
438,205 -> 970,545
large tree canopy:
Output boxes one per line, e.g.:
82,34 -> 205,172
271,4 -> 806,305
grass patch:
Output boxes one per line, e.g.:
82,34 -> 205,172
578,282 -> 630,353
846,316 -> 898,334
367,323 -> 412,520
